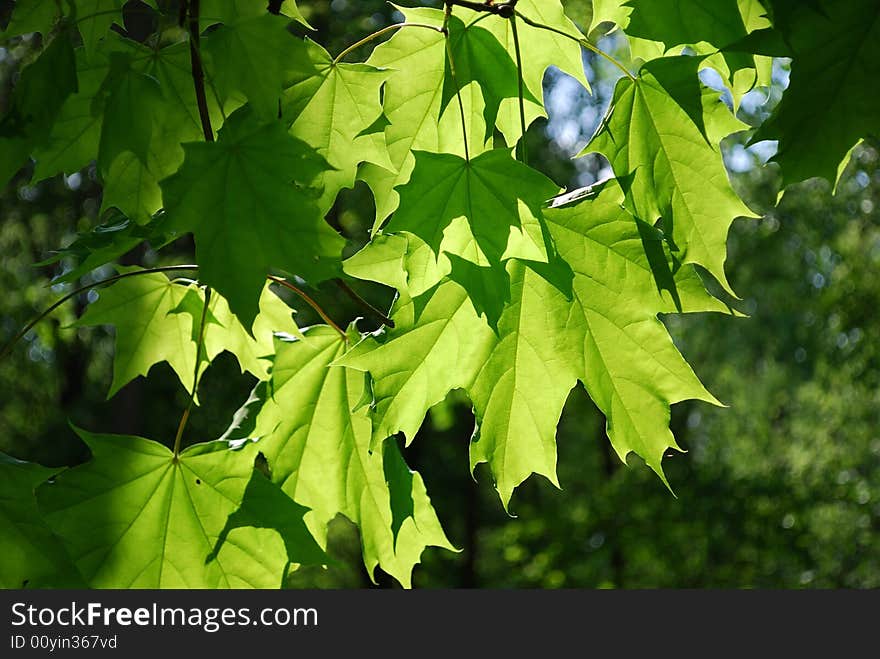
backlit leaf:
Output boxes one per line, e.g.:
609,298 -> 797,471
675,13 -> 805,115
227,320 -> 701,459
38,430 -> 293,588
283,39 -> 392,213
345,181 -> 729,505
160,108 -> 343,328
582,56 -> 754,295
252,327 -> 454,587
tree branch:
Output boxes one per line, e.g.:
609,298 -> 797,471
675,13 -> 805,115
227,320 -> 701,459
446,1 -> 518,18
186,0 -> 214,142
0,265 -> 200,362
173,286 -> 211,457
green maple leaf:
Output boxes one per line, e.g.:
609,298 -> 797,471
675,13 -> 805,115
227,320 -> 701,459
100,152 -> 162,224
32,45 -> 109,182
343,273 -> 569,504
160,108 -> 343,328
88,37 -> 224,182
75,271 -> 300,396
345,181 -> 729,505
355,8 -> 493,226
2,0 -> 60,38
201,283 -> 303,381
386,148 -> 560,320
590,0 -> 632,33
590,1 -> 771,108
252,327 -> 454,587
37,430 -> 307,588
73,271 -> 207,398
202,13 -> 302,119
76,0 -> 126,52
624,0 -> 771,107
625,0 -> 752,49
89,37 -> 225,221
443,14 -> 539,144
339,283 -> 494,446
388,149 -> 555,261
0,454 -> 84,588
464,261 -> 581,504
583,55 -> 754,295
452,0 -> 590,143
743,0 -> 880,186
16,33 -> 212,193
358,7 -> 449,225
283,39 -> 392,213
95,52 -> 164,174
0,34 -> 77,186
541,181 -> 727,490
119,37 -> 223,179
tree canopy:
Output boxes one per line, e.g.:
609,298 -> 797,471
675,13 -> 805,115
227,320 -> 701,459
0,0 -> 877,588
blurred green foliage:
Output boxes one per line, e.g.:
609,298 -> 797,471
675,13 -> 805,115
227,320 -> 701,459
0,0 -> 877,588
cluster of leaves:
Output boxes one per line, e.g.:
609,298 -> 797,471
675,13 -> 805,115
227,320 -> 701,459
1,0 -> 877,588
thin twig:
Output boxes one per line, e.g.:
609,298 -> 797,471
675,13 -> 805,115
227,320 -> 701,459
1,266 -> 354,359
173,287 -> 211,457
514,9 -> 636,81
334,279 -> 394,329
447,0 -> 518,17
333,22 -> 445,64
0,265 -> 199,362
510,13 -> 528,164
267,275 -> 347,341
187,0 -> 214,142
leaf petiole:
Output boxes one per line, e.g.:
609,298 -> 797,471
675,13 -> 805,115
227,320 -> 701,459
0,265 -> 200,362
510,13 -> 528,164
444,4 -> 471,162
333,23 -> 445,65
268,275 -> 347,341
172,286 -> 211,457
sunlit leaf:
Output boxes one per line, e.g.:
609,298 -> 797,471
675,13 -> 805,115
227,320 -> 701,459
38,430 -> 294,588
252,327 -> 454,587
582,56 -> 754,294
